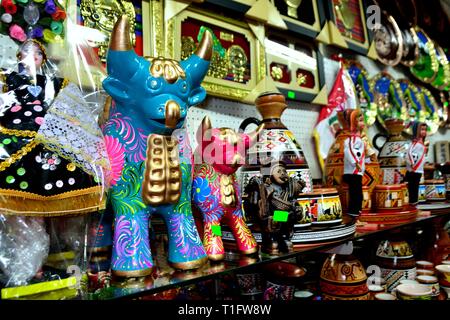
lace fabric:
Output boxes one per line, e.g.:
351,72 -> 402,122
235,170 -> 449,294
35,82 -> 111,185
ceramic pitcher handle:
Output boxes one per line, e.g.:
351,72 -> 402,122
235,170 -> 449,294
239,117 -> 262,133
372,133 -> 387,152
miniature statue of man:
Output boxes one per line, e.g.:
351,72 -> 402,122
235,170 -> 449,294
405,121 -> 428,206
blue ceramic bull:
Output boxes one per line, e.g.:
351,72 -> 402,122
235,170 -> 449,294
102,15 -> 212,277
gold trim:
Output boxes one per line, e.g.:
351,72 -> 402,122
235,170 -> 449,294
367,41 -> 378,60
401,27 -> 420,67
278,0 -> 321,33
0,127 -> 36,137
317,21 -> 331,44
112,268 -> 153,278
328,21 -> 349,49
208,253 -> 225,261
170,256 -> 208,270
0,70 -> 7,93
0,186 -> 106,216
312,85 -> 329,105
240,246 -> 259,255
166,6 -> 260,101
0,140 -> 38,172
377,15 -> 404,66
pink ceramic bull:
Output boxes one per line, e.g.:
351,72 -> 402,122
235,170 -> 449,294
192,116 -> 261,260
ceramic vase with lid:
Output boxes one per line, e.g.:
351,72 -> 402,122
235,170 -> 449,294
240,92 -> 314,238
373,118 -> 410,184
240,92 -> 313,194
319,254 -> 369,300
375,238 -> 416,292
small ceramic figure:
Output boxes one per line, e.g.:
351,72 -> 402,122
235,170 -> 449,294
342,109 -> 372,218
102,16 -> 212,277
192,116 -> 260,261
245,160 -> 306,254
405,121 -> 428,205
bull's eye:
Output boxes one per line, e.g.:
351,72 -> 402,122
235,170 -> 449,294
148,78 -> 161,91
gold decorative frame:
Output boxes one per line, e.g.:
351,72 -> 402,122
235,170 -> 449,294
158,3 -> 264,101
265,30 -> 325,103
325,0 -> 370,54
270,0 -> 326,39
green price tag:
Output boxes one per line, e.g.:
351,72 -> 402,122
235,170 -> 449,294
273,210 -> 288,222
287,91 -> 296,99
211,225 -> 222,236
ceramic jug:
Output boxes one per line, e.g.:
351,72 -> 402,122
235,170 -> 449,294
239,92 -> 313,194
373,118 -> 411,185
375,238 -> 416,292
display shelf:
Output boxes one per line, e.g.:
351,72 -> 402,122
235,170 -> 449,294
91,210 -> 450,300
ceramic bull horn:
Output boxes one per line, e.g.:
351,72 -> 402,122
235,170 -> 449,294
103,16 -> 212,277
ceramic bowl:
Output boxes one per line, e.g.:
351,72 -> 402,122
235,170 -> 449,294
396,283 -> 433,300
294,290 -> 314,300
416,260 -> 434,270
416,275 -> 440,296
319,254 -> 369,300
374,293 -> 396,300
399,279 -> 419,286
416,269 -> 434,276
435,264 -> 450,286
440,285 -> 450,300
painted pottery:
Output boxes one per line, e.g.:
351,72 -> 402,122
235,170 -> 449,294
374,293 -> 396,300
192,116 -> 259,261
240,92 -> 313,196
294,290 -> 314,300
102,17 -> 212,276
416,260 -> 434,270
297,188 -> 342,226
236,272 -> 265,299
325,111 -> 381,195
262,262 -> 306,301
419,183 -> 427,202
436,162 -> 450,201
396,283 -> 433,300
319,254 -> 369,300
435,265 -> 450,287
416,275 -> 440,297
373,119 -> 410,185
373,184 -> 406,211
416,269 -> 435,276
424,179 -> 446,202
368,285 -> 385,300
376,239 -> 416,292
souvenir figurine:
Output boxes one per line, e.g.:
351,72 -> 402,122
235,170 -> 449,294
0,39 -> 109,286
245,160 -> 306,254
102,16 -> 212,277
405,121 -> 428,206
342,109 -> 373,218
192,116 -> 260,261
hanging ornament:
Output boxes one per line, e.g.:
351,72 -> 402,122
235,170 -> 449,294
23,3 -> 40,26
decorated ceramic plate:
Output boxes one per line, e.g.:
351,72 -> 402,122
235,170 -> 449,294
370,72 -> 407,129
410,27 -> 439,84
346,60 -> 377,125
